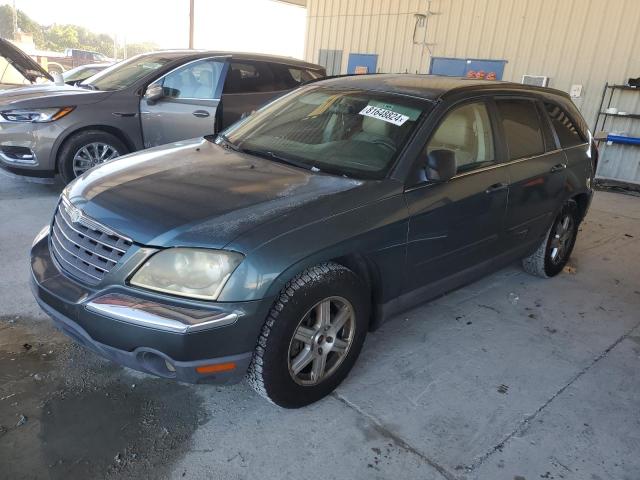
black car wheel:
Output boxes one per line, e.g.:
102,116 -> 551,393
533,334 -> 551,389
247,262 -> 369,408
522,200 -> 579,278
59,130 -> 128,183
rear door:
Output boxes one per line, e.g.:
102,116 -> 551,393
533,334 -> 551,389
404,100 -> 509,294
220,61 -> 300,129
140,57 -> 228,148
497,98 -> 568,248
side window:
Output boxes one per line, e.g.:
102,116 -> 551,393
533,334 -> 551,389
496,100 -> 545,160
427,102 -> 495,174
223,61 -> 285,94
161,59 -> 225,100
287,67 -> 322,85
545,103 -> 585,148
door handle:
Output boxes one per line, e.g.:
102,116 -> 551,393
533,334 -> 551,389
192,110 -> 210,118
485,182 -> 508,194
550,163 -> 567,173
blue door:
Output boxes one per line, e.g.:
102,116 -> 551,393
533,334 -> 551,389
430,57 -> 507,80
347,53 -> 378,74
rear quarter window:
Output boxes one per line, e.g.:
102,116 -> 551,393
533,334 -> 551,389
496,99 -> 545,160
545,102 -> 587,148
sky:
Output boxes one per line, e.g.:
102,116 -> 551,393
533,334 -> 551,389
4,0 -> 306,58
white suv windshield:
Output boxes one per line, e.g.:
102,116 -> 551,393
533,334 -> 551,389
222,86 -> 430,179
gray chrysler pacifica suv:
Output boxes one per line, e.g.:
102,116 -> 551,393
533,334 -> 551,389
31,75 -> 596,407
0,50 -> 324,182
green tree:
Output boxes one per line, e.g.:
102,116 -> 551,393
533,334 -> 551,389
0,6 -> 157,59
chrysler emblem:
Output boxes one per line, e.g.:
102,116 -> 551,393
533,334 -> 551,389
68,205 -> 83,223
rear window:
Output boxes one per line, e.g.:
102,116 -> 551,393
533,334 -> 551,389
496,100 -> 545,160
545,103 -> 586,148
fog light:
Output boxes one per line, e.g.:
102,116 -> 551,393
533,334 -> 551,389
195,362 -> 236,374
0,146 -> 37,165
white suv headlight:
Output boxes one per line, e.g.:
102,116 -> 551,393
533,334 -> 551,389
130,248 -> 243,301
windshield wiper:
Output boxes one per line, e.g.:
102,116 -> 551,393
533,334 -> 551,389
79,83 -> 98,90
241,148 -> 314,171
209,133 -> 240,152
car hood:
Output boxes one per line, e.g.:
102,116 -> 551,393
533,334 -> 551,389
0,84 -> 111,108
64,138 -> 366,248
0,38 -> 53,83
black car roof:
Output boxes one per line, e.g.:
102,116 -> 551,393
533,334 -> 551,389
140,50 -> 324,71
310,74 -> 571,102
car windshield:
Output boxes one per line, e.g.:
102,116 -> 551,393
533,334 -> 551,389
222,86 -> 431,179
64,65 -> 103,82
81,54 -> 174,91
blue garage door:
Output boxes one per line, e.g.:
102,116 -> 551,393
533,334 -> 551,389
430,57 -> 507,80
347,53 -> 378,74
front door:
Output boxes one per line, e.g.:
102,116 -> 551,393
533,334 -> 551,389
404,100 -> 509,295
140,58 -> 228,148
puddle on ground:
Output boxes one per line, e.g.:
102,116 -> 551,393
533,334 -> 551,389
0,316 -> 205,479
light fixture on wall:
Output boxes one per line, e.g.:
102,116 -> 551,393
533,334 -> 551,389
413,0 -> 441,73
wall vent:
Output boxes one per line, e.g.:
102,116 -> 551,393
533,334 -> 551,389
522,75 -> 549,87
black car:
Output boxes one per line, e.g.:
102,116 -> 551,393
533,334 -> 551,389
31,75 -> 595,408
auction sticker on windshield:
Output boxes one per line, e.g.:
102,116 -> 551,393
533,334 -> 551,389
359,104 -> 409,126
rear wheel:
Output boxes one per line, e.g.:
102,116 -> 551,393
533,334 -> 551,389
59,130 -> 128,183
247,263 -> 369,408
522,201 -> 579,278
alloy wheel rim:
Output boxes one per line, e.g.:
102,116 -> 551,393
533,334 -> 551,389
287,296 -> 355,386
72,142 -> 120,177
549,214 -> 574,264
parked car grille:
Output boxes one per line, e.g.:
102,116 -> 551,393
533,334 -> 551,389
49,198 -> 133,285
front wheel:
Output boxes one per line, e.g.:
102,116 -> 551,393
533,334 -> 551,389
247,263 -> 369,408
522,201 -> 579,278
59,130 -> 128,183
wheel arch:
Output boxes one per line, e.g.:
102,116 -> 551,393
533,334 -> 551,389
260,251 -> 385,332
571,192 -> 591,222
53,124 -> 137,173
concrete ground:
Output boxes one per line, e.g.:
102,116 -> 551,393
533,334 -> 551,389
1,172 -> 639,480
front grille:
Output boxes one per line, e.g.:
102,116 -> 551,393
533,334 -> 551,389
50,199 -> 133,285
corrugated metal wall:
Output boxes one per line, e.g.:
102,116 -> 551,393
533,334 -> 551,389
304,0 -> 640,184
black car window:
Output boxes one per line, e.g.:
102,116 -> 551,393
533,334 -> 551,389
427,102 -> 495,175
496,99 -> 545,160
287,67 -> 323,84
545,103 -> 586,148
223,61 -> 285,94
222,86 -> 431,179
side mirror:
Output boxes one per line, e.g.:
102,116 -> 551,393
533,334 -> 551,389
144,84 -> 164,105
426,149 -> 456,182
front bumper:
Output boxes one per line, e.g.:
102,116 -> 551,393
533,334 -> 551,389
30,233 -> 274,384
0,119 -> 62,175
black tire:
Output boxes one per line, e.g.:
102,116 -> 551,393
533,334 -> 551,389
59,130 -> 128,183
522,201 -> 579,278
247,263 -> 369,408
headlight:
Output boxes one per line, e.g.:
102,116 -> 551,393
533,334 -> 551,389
0,106 -> 74,123
129,248 -> 243,301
